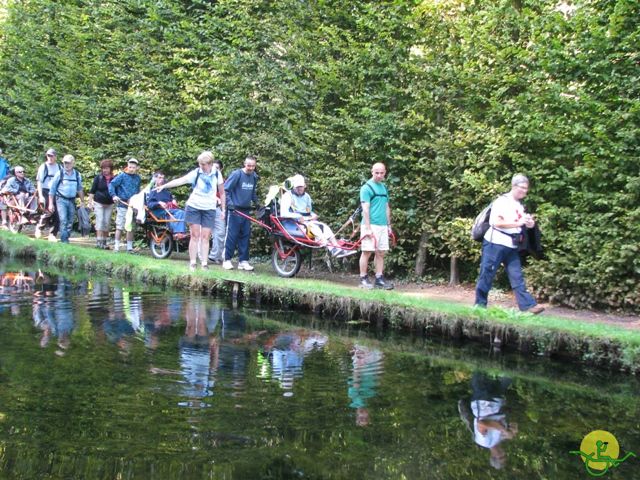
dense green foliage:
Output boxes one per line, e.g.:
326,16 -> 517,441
0,0 -> 638,311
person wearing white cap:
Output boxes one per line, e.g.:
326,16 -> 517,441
35,148 -> 61,241
280,174 -> 356,258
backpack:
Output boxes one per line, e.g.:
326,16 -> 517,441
470,203 -> 493,242
41,163 -> 60,183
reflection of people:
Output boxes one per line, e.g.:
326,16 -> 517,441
348,344 -> 383,427
474,174 -> 544,314
359,163 -> 393,290
32,275 -> 75,355
458,372 -> 518,470
260,330 -> 328,397
103,287 -> 143,352
179,297 -> 220,401
280,174 -> 356,258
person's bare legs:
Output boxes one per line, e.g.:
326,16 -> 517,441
189,224 -> 201,266
199,227 -> 212,266
359,251 -> 373,277
374,251 -> 385,277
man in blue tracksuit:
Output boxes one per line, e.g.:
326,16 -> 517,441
222,156 -> 258,271
48,154 -> 85,243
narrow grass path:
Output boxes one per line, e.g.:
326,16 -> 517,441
1,231 -> 639,373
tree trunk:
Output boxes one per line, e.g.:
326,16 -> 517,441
449,255 -> 460,285
414,230 -> 430,277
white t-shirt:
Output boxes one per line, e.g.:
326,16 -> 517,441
484,193 -> 526,248
184,167 -> 224,211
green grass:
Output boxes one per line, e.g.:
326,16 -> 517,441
1,231 -> 639,371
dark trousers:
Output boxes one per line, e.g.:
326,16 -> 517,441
224,210 -> 251,262
36,188 -> 59,235
475,240 -> 537,311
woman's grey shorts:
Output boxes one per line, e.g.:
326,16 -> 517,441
185,205 -> 215,230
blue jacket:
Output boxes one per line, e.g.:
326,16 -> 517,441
225,169 -> 258,210
108,172 -> 141,207
0,158 -> 10,180
3,176 -> 35,195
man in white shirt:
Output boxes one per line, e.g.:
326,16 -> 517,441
474,174 -> 544,314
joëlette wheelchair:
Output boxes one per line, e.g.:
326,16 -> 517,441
231,185 -> 362,277
2,192 -> 40,234
142,203 -> 189,259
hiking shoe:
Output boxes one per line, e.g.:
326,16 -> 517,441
48,234 -> 58,242
360,276 -> 373,289
201,264 -> 209,270
526,305 -> 545,315
189,263 -> 197,272
222,260 -> 234,270
34,227 -> 42,238
238,261 -> 254,271
374,275 -> 394,290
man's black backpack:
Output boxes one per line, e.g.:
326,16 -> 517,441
470,203 -> 492,242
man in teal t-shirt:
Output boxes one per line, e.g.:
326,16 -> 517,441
359,162 -> 393,290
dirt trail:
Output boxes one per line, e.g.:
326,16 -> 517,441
64,234 -> 639,330
298,270 -> 640,330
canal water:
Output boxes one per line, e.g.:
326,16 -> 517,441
0,262 -> 638,479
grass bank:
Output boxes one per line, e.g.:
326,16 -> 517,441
1,231 -> 639,373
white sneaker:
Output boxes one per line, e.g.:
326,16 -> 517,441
222,260 -> 234,270
238,261 -> 254,271
34,227 -> 42,238
48,234 -> 58,242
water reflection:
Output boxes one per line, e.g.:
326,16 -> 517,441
348,344 -> 384,427
458,372 -> 518,470
258,330 -> 328,397
32,273 -> 76,355
179,298 -> 221,403
1,267 -> 639,479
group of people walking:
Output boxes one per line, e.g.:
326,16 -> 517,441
0,146 -> 543,310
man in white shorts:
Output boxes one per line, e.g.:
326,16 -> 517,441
359,162 -> 393,289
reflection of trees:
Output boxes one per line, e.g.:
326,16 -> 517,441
0,272 -> 639,478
